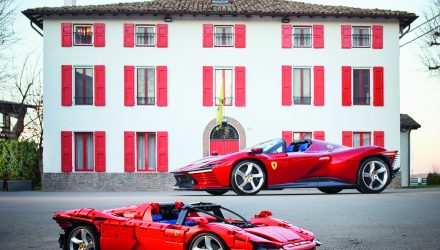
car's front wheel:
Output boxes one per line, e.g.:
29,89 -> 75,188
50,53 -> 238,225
230,160 -> 265,195
206,190 -> 228,196
189,233 -> 227,250
357,157 -> 391,193
66,225 -> 99,250
317,187 -> 343,194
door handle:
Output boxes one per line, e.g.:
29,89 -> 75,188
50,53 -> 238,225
319,156 -> 330,161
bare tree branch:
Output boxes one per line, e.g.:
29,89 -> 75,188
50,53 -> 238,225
419,0 -> 440,77
0,0 -> 18,83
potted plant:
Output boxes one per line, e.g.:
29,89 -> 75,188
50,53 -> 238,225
0,140 -> 39,191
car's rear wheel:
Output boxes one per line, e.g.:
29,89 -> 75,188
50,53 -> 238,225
317,187 -> 343,194
206,190 -> 228,196
230,160 -> 265,195
357,157 -> 390,194
189,233 -> 227,250
66,225 -> 99,250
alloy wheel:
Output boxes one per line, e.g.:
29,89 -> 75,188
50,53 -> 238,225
233,161 -> 265,194
191,235 -> 224,250
69,228 -> 95,250
361,160 -> 389,191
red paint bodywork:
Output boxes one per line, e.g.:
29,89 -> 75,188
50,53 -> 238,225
173,139 -> 398,191
53,202 -> 318,250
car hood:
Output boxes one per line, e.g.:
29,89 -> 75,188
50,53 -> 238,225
244,226 -> 303,243
172,152 -> 248,173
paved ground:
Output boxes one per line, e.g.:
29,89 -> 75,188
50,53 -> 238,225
0,188 -> 439,250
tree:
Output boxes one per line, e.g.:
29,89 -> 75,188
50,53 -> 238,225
0,0 -> 17,83
420,0 -> 440,76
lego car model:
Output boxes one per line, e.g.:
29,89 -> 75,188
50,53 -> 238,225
53,201 -> 320,250
173,139 -> 398,195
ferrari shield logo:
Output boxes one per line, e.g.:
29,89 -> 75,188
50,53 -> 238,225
271,162 -> 278,170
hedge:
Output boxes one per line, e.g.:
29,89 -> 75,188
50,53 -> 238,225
427,172 -> 440,186
0,140 -> 40,183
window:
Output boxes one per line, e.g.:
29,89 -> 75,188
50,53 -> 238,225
214,26 -> 234,47
293,27 -> 312,48
135,25 -> 156,46
75,132 -> 94,171
136,67 -> 156,105
73,25 -> 93,46
352,27 -> 371,48
137,133 -> 156,171
74,67 -> 94,105
293,132 -> 312,141
353,132 -> 371,147
293,68 -> 311,105
214,68 -> 233,106
353,68 -> 370,105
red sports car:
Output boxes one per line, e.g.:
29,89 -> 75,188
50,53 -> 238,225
53,201 -> 320,250
173,139 -> 398,195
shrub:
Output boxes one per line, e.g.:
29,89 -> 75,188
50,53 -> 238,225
0,140 -> 40,183
427,172 -> 440,186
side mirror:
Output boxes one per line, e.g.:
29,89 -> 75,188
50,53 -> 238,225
187,217 -> 209,225
254,210 -> 272,218
250,148 -> 263,154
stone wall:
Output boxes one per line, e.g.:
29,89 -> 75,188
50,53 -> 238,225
388,171 -> 402,189
41,173 -> 175,191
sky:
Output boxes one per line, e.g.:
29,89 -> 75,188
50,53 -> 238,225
7,0 -> 440,174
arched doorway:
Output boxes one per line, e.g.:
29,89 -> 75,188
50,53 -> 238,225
203,117 -> 246,157
209,124 -> 239,155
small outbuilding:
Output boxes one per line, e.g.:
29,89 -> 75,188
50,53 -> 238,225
400,114 -> 421,187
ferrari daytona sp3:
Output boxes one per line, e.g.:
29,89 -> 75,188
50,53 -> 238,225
53,201 -> 320,250
173,139 -> 399,195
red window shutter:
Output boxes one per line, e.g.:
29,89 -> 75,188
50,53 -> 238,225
61,65 -> 72,106
234,24 -> 246,48
156,24 -> 168,48
157,131 -> 168,172
314,66 -> 325,106
282,65 -> 292,106
341,25 -> 352,48
203,24 -> 214,48
373,66 -> 384,106
124,23 -> 134,47
203,66 -> 214,106
282,25 -> 292,48
235,66 -> 246,106
156,66 -> 168,106
342,66 -> 352,106
94,23 -> 105,47
124,66 -> 135,106
342,131 -> 353,147
282,131 -> 293,145
374,131 -> 385,147
94,65 -> 106,106
372,25 -> 383,49
94,131 -> 106,172
314,131 -> 325,141
124,131 -> 135,172
61,131 -> 72,172
61,23 -> 72,47
313,25 -> 324,48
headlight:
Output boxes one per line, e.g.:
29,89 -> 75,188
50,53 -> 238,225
253,242 -> 282,250
188,162 -> 221,174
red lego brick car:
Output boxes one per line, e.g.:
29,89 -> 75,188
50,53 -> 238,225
173,139 -> 399,195
53,202 -> 320,250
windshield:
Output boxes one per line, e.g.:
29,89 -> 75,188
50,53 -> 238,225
245,139 -> 286,154
188,205 -> 254,228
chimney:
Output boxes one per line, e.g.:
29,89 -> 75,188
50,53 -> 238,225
64,0 -> 77,6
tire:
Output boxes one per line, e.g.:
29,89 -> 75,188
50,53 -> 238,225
230,160 -> 266,195
206,190 -> 228,196
65,225 -> 100,250
189,233 -> 228,250
317,187 -> 343,194
357,157 -> 391,194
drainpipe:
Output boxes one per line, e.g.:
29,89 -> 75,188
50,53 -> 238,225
407,129 -> 412,187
